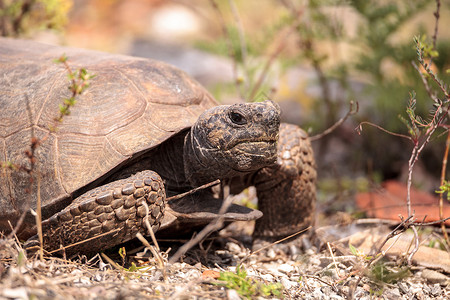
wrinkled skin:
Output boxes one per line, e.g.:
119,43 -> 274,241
184,101 -> 280,186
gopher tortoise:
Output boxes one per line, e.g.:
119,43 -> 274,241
0,38 -> 316,255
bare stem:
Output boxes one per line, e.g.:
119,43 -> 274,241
431,0 -> 440,53
411,61 -> 438,102
166,179 -> 220,201
356,122 -> 412,141
310,101 -> 359,141
168,186 -> 234,264
439,131 -> 450,244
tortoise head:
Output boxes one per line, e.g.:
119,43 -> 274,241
184,100 -> 280,186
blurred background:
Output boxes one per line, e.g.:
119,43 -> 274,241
2,0 -> 450,224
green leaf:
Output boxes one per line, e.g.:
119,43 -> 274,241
349,244 -> 358,256
118,247 -> 126,259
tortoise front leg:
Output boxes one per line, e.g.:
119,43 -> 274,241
25,170 -> 165,255
252,123 -> 316,240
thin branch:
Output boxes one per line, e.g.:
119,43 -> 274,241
415,215 -> 450,226
415,38 -> 449,99
239,226 -> 311,264
166,179 -> 220,201
168,186 -> 234,264
310,101 -> 359,141
431,0 -> 440,53
411,61 -> 438,102
46,228 -> 121,254
355,122 -> 413,141
35,173 -> 43,260
135,232 -> 166,280
438,131 -> 450,244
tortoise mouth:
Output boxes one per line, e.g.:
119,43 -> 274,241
227,138 -> 277,151
229,140 -> 278,171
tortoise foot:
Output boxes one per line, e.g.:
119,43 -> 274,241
252,123 -> 316,241
25,170 -> 165,255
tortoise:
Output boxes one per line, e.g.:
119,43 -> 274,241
0,38 -> 316,255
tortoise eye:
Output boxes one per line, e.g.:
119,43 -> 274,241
229,111 -> 247,125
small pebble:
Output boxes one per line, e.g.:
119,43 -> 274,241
227,289 -> 240,300
431,283 -> 442,296
246,269 -> 257,276
289,245 -> 300,256
310,257 -> 321,266
386,288 -> 401,298
278,263 -> 294,274
1,288 -> 28,299
259,273 -> 274,282
154,285 -> 165,294
267,249 -> 276,259
312,287 -> 325,299
226,242 -> 241,254
397,282 -> 409,294
280,277 -> 297,290
423,284 -> 431,294
93,273 -> 103,282
184,269 -> 201,280
305,248 -> 315,256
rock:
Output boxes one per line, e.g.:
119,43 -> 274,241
278,263 -> 294,274
430,283 -> 442,296
227,289 -> 241,300
202,270 -> 220,280
267,249 -> 276,259
397,282 -> 409,294
312,287 -> 325,299
385,287 -> 401,298
280,277 -> 297,289
1,288 -> 28,299
226,242 -> 241,254
421,269 -> 450,285
259,273 -> 274,282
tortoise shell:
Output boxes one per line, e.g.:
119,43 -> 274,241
0,38 -> 217,229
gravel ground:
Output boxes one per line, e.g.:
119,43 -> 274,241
1,220 -> 449,299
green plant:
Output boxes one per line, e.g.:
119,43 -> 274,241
53,54 -> 96,123
215,265 -> 283,299
349,243 -> 375,261
369,260 -> 411,284
435,179 -> 450,200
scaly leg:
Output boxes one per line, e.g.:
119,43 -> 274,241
252,123 -> 316,240
25,170 -> 165,255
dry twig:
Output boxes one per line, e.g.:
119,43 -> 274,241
310,101 -> 358,141
168,188 -> 234,264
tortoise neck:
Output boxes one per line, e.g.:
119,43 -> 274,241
183,130 -> 237,187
